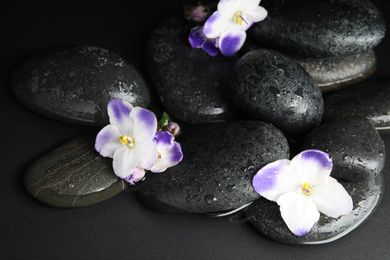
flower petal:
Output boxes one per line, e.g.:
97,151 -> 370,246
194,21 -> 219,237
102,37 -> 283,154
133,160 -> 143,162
107,98 -> 133,127
203,11 -> 231,38
217,0 -> 240,17
312,177 -> 353,218
124,167 -> 146,185
240,0 -> 261,11
202,38 -> 220,57
252,159 -> 301,201
112,146 -> 137,179
189,27 -> 204,49
219,29 -> 247,56
130,107 -> 157,143
154,131 -> 175,149
277,192 -> 320,236
290,150 -> 333,186
245,5 -> 267,22
151,141 -> 183,173
95,124 -> 122,158
133,140 -> 159,170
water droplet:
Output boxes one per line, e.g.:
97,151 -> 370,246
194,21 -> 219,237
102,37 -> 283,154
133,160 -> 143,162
225,184 -> 236,192
68,183 -> 75,188
204,194 -> 217,205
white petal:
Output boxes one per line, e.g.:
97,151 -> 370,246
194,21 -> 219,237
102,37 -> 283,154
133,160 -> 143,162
277,192 -> 320,236
312,177 -> 353,218
124,167 -> 146,185
219,28 -> 247,56
240,0 -> 261,11
130,107 -> 157,143
252,159 -> 301,202
107,99 -> 134,132
218,0 -> 240,17
112,146 -> 137,179
290,150 -> 333,186
245,5 -> 267,22
95,124 -> 122,158
203,12 -> 231,38
133,140 -> 158,170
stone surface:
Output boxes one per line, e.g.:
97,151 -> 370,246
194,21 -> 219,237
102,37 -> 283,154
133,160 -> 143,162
301,117 -> 385,181
294,50 -> 377,93
249,0 -> 386,58
11,46 -> 150,126
25,136 -> 129,207
229,49 -> 323,137
323,77 -> 390,133
245,172 -> 384,245
137,121 -> 290,214
145,16 -> 240,125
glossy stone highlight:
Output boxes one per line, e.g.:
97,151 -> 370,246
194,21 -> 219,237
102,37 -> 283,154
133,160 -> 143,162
25,136 -> 129,207
137,121 -> 289,214
11,46 -> 150,126
249,0 -> 386,58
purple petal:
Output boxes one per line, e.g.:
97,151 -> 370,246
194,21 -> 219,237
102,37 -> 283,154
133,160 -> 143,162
202,38 -> 219,56
107,98 -> 133,126
154,131 -> 175,149
130,107 -> 157,143
300,150 -> 333,169
166,142 -> 183,165
95,124 -> 122,157
124,167 -> 146,185
252,159 -> 300,202
203,11 -> 229,38
189,27 -> 204,49
219,29 -> 246,56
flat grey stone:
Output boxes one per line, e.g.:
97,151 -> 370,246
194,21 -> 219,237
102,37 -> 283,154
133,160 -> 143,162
245,172 -> 384,245
249,0 -> 386,58
11,46 -> 150,126
294,50 -> 376,93
137,121 -> 289,214
25,136 -> 129,207
323,77 -> 390,133
145,16 -> 240,125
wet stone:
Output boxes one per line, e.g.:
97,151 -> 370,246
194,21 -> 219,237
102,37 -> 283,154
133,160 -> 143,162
245,172 -> 384,245
229,49 -> 323,137
24,136 -> 129,207
145,16 -> 240,125
301,117 -> 385,181
294,50 -> 377,94
11,46 -> 150,126
137,121 -> 290,214
249,0 -> 386,58
323,77 -> 390,133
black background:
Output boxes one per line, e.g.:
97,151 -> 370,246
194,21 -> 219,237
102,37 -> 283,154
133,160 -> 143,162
1,1 -> 390,259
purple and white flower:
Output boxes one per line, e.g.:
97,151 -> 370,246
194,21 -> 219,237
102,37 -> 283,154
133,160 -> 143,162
252,150 -> 353,236
189,26 -> 220,57
203,0 -> 268,56
95,99 -> 158,181
150,131 -> 183,173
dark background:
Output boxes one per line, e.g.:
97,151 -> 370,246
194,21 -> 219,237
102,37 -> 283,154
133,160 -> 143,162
1,1 -> 390,259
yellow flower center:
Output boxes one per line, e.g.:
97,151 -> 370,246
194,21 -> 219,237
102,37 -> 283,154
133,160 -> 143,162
119,135 -> 135,148
233,11 -> 246,25
158,152 -> 162,160
301,183 -> 314,196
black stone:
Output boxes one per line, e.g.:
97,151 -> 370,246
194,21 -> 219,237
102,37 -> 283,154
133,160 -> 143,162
137,121 -> 289,214
249,0 -> 386,58
229,49 -> 323,137
323,77 -> 390,133
11,46 -> 150,126
25,136 -> 129,207
301,117 -> 385,181
294,50 -> 377,93
245,172 -> 384,245
145,16 -> 240,125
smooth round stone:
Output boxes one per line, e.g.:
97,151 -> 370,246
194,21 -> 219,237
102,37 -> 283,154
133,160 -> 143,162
249,0 -> 386,58
301,117 -> 385,181
245,172 -> 384,245
25,136 -> 129,207
11,46 -> 150,126
323,77 -> 390,133
294,50 -> 377,93
229,49 -> 323,137
137,121 -> 289,214
145,16 -> 240,125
